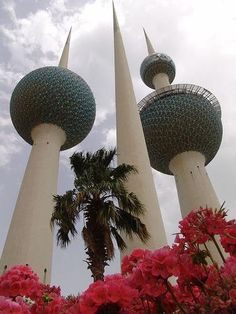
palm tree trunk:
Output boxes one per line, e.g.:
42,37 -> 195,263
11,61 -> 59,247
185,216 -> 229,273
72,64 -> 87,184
86,247 -> 105,281
85,213 -> 108,281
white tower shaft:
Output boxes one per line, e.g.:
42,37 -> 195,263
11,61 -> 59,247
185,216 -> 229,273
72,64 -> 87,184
142,30 -> 224,264
0,124 -> 66,282
169,151 -> 220,217
113,4 -> 167,257
0,30 -> 71,281
169,151 -> 225,264
153,73 -> 170,90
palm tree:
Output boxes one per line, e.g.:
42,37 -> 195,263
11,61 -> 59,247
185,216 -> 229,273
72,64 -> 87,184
51,148 -> 149,281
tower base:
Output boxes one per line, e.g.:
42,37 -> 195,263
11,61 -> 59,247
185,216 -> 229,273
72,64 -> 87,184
0,124 -> 66,282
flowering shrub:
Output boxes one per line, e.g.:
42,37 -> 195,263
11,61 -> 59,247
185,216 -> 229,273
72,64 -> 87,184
0,296 -> 31,313
0,207 -> 235,313
0,265 -> 40,299
221,220 -> 236,256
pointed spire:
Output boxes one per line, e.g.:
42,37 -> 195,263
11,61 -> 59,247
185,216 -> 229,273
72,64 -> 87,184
143,28 -> 155,55
113,3 -> 167,255
112,1 -> 118,33
58,27 -> 72,68
113,2 -> 136,106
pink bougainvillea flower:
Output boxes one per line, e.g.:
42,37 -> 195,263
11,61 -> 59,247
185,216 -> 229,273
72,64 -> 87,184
205,265 -> 220,289
0,296 -> 31,314
229,288 -> 236,305
0,265 -> 40,299
30,283 -> 64,314
220,220 -> 236,256
79,275 -> 138,314
221,255 -> 236,279
179,207 -> 227,244
0,207 -> 235,314
121,248 -> 150,275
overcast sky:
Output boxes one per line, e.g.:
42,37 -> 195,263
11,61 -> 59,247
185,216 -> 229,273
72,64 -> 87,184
0,0 -> 236,295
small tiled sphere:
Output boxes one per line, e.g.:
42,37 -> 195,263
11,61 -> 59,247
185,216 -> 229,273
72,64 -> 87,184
140,91 -> 222,175
10,66 -> 96,150
140,53 -> 176,89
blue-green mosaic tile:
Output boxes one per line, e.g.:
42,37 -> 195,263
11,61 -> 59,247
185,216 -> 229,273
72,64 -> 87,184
140,89 -> 222,174
10,66 -> 96,150
140,53 -> 176,89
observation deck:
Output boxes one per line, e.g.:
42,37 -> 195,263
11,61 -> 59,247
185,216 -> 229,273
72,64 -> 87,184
138,84 -> 221,117
138,83 -> 222,174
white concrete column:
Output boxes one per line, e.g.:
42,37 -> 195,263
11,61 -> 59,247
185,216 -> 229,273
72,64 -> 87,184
169,151 -> 225,265
0,124 -> 66,282
169,151 -> 220,217
113,4 -> 167,258
153,73 -> 170,90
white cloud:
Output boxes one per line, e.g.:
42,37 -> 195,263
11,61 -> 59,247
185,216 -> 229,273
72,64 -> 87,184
0,0 -> 74,72
0,116 -> 12,127
49,0 -> 67,13
1,0 -> 17,24
0,64 -> 23,88
60,147 -> 75,169
94,107 -> 109,127
102,128 -> 116,148
0,131 -> 22,167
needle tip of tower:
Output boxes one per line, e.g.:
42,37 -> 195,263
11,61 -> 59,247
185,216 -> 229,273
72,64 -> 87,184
112,1 -> 119,33
143,27 -> 147,36
68,26 -> 72,37
143,28 -> 156,55
58,27 -> 72,68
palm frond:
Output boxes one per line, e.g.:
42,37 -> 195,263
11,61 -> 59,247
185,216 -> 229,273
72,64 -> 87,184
93,148 -> 116,168
113,185 -> 146,216
70,151 -> 94,178
70,151 -> 85,175
55,226 -> 75,248
97,201 -> 119,225
114,210 -> 150,243
110,163 -> 137,182
51,190 -> 79,247
75,191 -> 89,207
110,226 -> 127,251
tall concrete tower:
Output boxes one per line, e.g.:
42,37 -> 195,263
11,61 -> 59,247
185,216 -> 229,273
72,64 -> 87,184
139,31 -> 222,215
138,32 -> 223,261
113,5 -> 167,257
0,30 -> 96,282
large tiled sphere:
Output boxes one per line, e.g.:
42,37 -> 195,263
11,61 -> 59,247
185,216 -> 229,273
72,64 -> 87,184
140,86 -> 222,174
140,53 -> 176,89
10,66 -> 96,150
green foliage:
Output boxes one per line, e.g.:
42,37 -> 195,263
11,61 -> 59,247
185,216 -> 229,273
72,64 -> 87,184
51,148 -> 149,281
